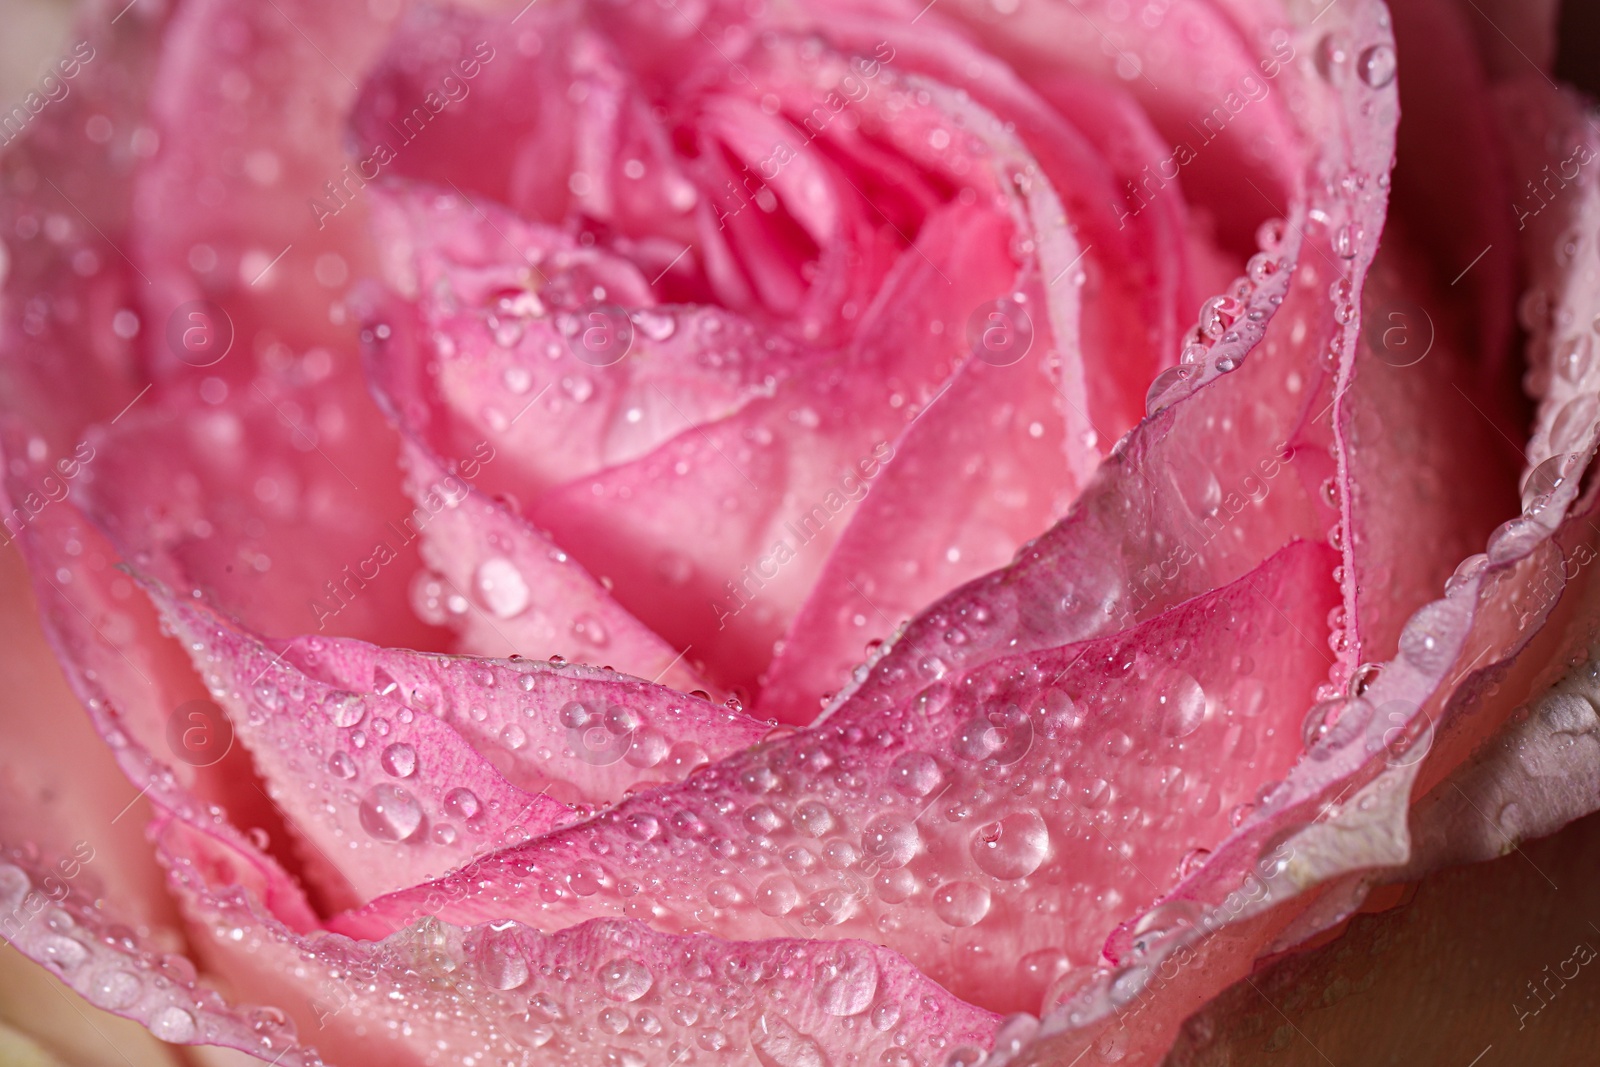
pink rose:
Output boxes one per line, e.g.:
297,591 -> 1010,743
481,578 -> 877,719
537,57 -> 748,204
1,0 -> 1596,1063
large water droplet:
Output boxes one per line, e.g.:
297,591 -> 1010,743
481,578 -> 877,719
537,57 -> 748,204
599,957 -> 653,1001
41,935 -> 87,969
87,969 -> 142,1010
328,750 -> 357,780
1156,672 -> 1207,737
0,865 -> 30,911
443,786 -> 481,821
861,818 -> 920,869
359,784 -> 424,841
474,557 -> 531,618
971,811 -> 1050,879
479,932 -> 530,990
1522,452 -> 1581,513
380,742 -> 417,778
324,692 -> 366,728
1486,516 -> 1547,565
933,881 -> 991,926
1397,601 -> 1459,674
1356,43 -> 1396,87
149,1006 -> 198,1043
817,956 -> 878,1017
756,876 -> 802,916
753,1014 -> 830,1067
888,751 -> 943,796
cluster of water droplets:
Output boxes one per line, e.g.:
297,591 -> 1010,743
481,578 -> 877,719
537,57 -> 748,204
0,856 -> 312,1065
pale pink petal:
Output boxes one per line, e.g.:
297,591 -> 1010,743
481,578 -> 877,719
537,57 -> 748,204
249,626 -> 770,811
156,816 -> 998,1067
1,459 -> 318,926
336,541 -> 1339,1015
391,433 -> 711,692
82,0 -> 440,652
513,199 -> 1017,705
0,841 -> 317,1067
145,581 -> 576,905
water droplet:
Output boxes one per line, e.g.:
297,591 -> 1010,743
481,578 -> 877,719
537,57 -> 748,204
380,742 -> 417,778
933,881 -> 991,926
324,692 -> 366,728
1302,697 -> 1374,758
87,969 -> 141,1010
971,811 -> 1050,879
1397,602 -> 1459,674
756,876 -> 802,916
0,866 -> 27,911
861,818 -> 920,868
479,932 -> 529,990
794,801 -> 836,837
1156,672 -> 1207,737
443,787 -> 481,821
474,557 -> 531,618
359,783 -> 424,841
150,1006 -> 197,1043
753,1013 -> 830,1067
1019,948 -> 1071,989
41,935 -> 87,969
818,956 -> 878,1016
1145,364 -> 1196,415
889,751 -> 943,796
573,613 -> 609,647
1356,43 -> 1396,87
1550,393 -> 1599,452
1487,516 -> 1548,565
992,1013 -> 1042,1058
1176,848 -> 1211,879
1523,452 -> 1581,512
599,957 -> 653,1001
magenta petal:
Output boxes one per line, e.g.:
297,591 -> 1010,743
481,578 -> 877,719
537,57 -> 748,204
335,540 -> 1339,1014
156,816 -> 998,1067
145,582 -> 575,905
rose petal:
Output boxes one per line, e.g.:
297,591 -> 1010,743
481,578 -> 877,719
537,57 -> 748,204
77,387 -> 445,651
336,539 -> 1338,1014
363,180 -> 808,498
69,0 -> 443,652
146,580 -> 577,905
248,621 -> 770,811
0,841 -> 317,1066
0,453 -> 321,924
156,815 -> 998,1067
391,432 -> 711,692
1164,809 -> 1600,1065
1004,5 -> 1600,1058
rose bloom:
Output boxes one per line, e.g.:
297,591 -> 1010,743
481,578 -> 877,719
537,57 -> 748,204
2,0 -> 1600,1063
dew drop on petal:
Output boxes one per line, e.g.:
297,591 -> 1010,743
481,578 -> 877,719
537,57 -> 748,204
817,957 -> 878,1016
1356,43 -> 1396,88
933,881 -> 991,927
971,811 -> 1050,879
324,692 -> 366,728
87,969 -> 142,1010
599,958 -> 653,1002
359,783 -> 424,841
149,1006 -> 197,1043
889,751 -> 943,796
380,742 -> 417,778
327,750 -> 357,780
474,557 -> 531,618
443,787 -> 481,821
